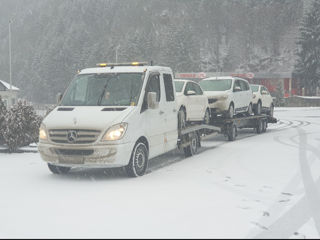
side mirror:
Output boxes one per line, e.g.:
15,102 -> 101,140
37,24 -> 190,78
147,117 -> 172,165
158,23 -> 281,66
147,92 -> 159,109
234,86 -> 241,92
186,90 -> 196,96
56,92 -> 63,104
261,90 -> 268,95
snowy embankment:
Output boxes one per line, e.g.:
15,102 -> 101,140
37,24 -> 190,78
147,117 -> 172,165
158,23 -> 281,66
0,107 -> 320,238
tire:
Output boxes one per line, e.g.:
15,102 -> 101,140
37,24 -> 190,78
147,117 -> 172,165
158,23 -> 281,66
262,120 -> 267,133
254,101 -> 262,115
178,107 -> 186,130
256,119 -> 263,134
268,104 -> 274,117
227,124 -> 237,141
247,103 -> 253,116
48,163 -> 71,174
203,108 -> 210,125
183,132 -> 199,157
226,104 -> 234,119
126,142 -> 149,177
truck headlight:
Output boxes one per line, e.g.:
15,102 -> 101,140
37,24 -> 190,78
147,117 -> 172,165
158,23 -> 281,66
39,124 -> 48,141
102,123 -> 128,141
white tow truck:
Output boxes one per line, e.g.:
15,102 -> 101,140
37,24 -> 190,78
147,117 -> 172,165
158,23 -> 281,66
38,62 -> 277,177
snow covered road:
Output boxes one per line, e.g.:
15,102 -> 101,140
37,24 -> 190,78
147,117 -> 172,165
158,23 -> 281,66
0,107 -> 320,238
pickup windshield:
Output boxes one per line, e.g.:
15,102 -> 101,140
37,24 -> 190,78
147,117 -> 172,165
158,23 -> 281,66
200,79 -> 232,91
251,85 -> 260,92
174,81 -> 185,92
61,73 -> 145,106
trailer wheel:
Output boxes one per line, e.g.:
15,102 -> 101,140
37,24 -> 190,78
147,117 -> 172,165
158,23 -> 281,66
227,124 -> 237,141
256,119 -> 263,134
126,142 -> 149,177
48,163 -> 71,174
184,132 -> 199,157
262,120 -> 268,133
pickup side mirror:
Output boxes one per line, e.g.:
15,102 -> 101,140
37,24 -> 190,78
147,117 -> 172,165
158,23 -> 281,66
147,92 -> 159,109
56,92 -> 63,104
186,90 -> 196,96
234,86 -> 241,92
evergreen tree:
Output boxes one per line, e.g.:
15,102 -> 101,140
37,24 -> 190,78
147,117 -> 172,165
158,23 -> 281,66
2,101 -> 42,152
294,0 -> 320,95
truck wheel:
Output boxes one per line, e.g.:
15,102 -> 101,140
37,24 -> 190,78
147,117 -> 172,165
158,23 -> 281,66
184,132 -> 199,157
268,104 -> 274,117
126,142 -> 149,177
227,124 -> 237,141
256,119 -> 263,134
262,120 -> 267,133
48,163 -> 71,174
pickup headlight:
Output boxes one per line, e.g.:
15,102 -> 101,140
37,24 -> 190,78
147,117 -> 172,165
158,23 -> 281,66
39,124 -> 48,141
102,123 -> 128,141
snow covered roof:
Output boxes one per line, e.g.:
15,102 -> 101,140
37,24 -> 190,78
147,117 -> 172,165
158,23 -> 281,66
0,80 -> 20,91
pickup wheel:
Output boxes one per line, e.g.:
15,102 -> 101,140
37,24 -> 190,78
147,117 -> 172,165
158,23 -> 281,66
48,163 -> 71,174
183,132 -> 199,157
226,103 -> 234,119
178,108 -> 186,130
126,142 -> 149,177
254,101 -> 262,115
203,108 -> 210,125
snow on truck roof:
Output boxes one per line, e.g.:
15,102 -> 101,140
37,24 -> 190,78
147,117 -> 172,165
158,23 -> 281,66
79,63 -> 172,75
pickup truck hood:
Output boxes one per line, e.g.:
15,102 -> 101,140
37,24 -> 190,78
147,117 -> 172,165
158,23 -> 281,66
43,106 -> 134,131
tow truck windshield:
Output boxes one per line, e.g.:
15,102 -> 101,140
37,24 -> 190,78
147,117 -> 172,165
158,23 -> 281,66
61,73 -> 145,106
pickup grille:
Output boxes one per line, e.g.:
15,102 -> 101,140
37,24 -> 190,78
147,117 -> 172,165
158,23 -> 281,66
49,129 -> 101,144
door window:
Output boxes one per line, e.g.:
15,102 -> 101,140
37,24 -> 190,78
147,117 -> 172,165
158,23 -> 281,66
163,74 -> 175,102
234,80 -> 242,91
142,73 -> 161,112
193,83 -> 203,95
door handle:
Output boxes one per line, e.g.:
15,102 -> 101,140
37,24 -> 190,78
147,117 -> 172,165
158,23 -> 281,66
159,110 -> 164,115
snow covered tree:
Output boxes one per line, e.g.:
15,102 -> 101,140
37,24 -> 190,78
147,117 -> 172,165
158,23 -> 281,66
2,101 -> 42,152
294,0 -> 320,95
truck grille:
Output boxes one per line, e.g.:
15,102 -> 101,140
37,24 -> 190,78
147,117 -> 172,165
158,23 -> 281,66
49,129 -> 101,144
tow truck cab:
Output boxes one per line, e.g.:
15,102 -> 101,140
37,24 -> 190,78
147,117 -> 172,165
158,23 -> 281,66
38,62 -> 178,177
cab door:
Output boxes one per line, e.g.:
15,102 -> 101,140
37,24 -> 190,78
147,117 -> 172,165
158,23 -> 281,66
141,72 -> 165,158
162,73 -> 178,152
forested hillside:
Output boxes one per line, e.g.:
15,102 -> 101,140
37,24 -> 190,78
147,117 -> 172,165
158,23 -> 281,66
0,0 -> 305,103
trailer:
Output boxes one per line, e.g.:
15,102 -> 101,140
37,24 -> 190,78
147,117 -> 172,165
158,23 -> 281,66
178,113 -> 277,157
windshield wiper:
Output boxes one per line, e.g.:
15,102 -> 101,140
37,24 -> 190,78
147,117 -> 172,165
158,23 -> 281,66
97,74 -> 118,106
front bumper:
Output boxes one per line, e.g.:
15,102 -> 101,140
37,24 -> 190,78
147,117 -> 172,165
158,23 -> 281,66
38,142 -> 134,168
208,99 -> 229,113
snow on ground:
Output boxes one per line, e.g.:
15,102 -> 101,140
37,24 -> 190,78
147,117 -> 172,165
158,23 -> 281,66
0,107 -> 320,238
